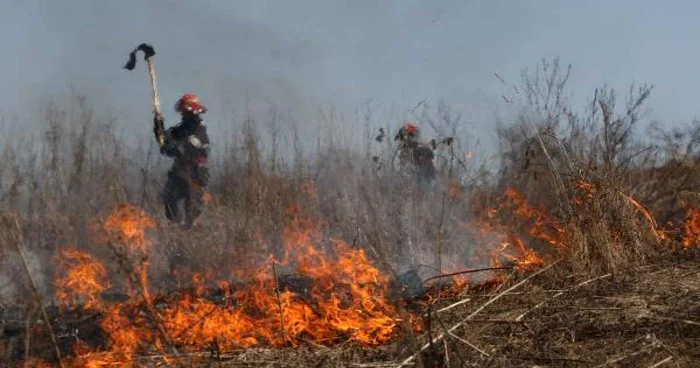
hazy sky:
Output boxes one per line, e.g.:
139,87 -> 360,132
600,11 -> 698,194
2,1 -> 699,150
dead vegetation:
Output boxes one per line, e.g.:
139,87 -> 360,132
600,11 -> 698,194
1,58 -> 700,367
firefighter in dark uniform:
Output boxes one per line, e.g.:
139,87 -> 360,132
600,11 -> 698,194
154,93 -> 210,228
394,123 -> 436,187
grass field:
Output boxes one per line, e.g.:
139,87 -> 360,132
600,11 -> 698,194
2,59 -> 700,367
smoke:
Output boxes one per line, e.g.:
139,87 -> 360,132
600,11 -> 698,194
2,0 -> 700,159
0,1 -> 522,159
0,247 -> 48,303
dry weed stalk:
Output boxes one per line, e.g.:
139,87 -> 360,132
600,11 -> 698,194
7,214 -> 64,368
271,260 -> 288,344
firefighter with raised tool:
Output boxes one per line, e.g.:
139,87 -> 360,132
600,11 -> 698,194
123,44 -> 211,228
154,94 -> 211,228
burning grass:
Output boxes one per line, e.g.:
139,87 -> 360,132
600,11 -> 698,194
48,203 -> 402,364
7,182 -> 580,366
4,171 -> 700,367
4,150 -> 700,367
3,64 -> 700,366
17,175 -> 699,367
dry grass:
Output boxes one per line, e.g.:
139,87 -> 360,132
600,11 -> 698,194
2,58 -> 700,366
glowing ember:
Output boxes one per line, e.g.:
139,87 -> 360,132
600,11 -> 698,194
573,179 -> 668,241
500,238 -> 547,271
202,191 -> 212,205
620,191 -> 667,241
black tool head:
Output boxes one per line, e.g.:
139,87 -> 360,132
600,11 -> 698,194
123,43 -> 156,70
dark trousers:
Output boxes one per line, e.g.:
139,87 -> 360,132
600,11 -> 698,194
163,171 -> 205,228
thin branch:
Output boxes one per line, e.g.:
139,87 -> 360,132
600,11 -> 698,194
461,319 -> 527,325
446,330 -> 490,357
653,316 -> 700,327
272,260 -> 289,344
443,340 -> 450,367
436,297 -> 471,314
398,260 -> 560,367
429,305 -> 469,366
422,267 -> 513,285
648,356 -> 673,368
10,214 -> 65,368
592,344 -> 656,368
504,356 -> 593,364
349,363 -> 403,368
515,272 -> 612,322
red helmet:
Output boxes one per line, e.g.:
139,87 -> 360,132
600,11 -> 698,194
174,93 -> 207,114
403,123 -> 419,136
395,123 -> 420,141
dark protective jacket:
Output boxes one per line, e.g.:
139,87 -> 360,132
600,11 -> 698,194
398,138 -> 435,166
397,137 -> 436,184
158,115 -> 210,187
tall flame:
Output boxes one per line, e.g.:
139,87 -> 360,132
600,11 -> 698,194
55,248 -> 108,310
682,207 -> 700,248
102,204 -> 155,252
52,202 -> 400,366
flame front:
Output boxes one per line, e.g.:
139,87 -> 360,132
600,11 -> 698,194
48,186 -> 582,365
27,180 -> 700,367
161,209 -> 398,349
53,203 -> 400,366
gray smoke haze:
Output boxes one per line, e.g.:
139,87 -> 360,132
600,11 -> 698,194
1,1 -> 699,153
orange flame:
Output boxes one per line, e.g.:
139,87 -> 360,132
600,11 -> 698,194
39,173 -> 700,368
499,188 -> 566,249
202,191 -> 212,205
465,188 -> 560,272
40,177 -> 700,367
52,202 -> 400,365
48,187 -> 573,364
55,248 -> 108,310
158,210 -> 398,349
573,179 -> 596,205
433,187 -> 559,294
103,204 -> 155,252
682,207 -> 700,248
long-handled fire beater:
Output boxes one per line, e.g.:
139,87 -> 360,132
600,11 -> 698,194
123,43 -> 166,149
